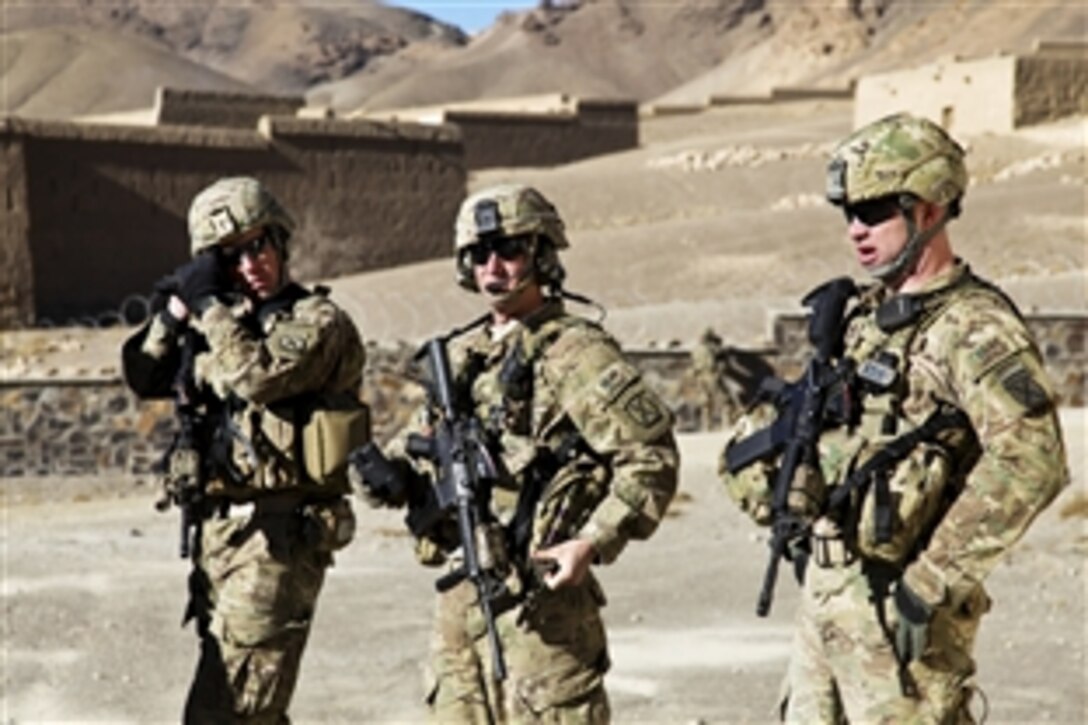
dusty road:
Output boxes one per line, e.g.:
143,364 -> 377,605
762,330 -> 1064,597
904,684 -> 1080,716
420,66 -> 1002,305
2,411 -> 1085,723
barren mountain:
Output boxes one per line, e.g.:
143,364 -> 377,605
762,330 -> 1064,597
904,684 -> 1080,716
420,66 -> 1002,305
0,26 -> 254,119
658,0 -> 1088,103
319,0 -> 1088,111
3,1 -> 1085,118
314,0 -> 752,110
1,0 -> 467,117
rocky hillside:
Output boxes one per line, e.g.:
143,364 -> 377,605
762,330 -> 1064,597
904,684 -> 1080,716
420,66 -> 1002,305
657,0 -> 1088,103
2,0 -> 1085,118
0,0 -> 467,117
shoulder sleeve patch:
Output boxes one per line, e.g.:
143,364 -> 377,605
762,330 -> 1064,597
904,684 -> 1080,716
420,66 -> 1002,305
622,388 -> 667,429
968,336 -> 1014,376
268,321 -> 320,361
595,359 -> 639,405
1000,365 -> 1052,415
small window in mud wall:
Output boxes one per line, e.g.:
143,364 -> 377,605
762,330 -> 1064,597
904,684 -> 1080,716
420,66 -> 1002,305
941,106 -> 955,132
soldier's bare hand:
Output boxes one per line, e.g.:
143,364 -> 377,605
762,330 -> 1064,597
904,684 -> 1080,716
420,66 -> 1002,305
532,538 -> 596,590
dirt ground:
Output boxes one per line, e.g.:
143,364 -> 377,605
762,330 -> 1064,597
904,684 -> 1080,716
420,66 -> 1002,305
1,409 -> 1083,724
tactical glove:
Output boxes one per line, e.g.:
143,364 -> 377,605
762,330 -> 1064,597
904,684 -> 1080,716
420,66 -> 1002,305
174,252 -> 228,313
893,580 -> 934,663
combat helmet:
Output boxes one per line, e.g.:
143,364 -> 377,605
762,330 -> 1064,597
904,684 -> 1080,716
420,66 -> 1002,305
454,184 -> 569,292
187,176 -> 295,257
826,113 -> 967,282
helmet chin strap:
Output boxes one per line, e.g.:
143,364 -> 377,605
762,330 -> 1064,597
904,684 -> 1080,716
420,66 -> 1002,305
870,198 -> 952,287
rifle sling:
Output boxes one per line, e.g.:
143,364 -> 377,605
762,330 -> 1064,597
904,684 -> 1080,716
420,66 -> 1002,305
826,404 -> 971,515
507,431 -> 595,560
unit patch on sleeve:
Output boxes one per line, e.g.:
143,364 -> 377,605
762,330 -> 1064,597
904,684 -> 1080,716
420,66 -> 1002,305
1001,366 -> 1051,415
623,390 -> 665,430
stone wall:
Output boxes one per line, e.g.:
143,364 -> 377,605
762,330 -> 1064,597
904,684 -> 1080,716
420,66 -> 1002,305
0,116 -> 464,329
155,87 -> 306,129
3,313 -> 1080,480
0,346 -> 725,479
1013,55 -> 1088,128
0,121 -> 33,329
367,97 -> 640,170
855,55 -> 1018,135
854,50 -> 1088,136
0,382 -> 172,478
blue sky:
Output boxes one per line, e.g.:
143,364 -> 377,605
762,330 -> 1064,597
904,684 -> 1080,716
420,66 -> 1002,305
390,1 -> 539,33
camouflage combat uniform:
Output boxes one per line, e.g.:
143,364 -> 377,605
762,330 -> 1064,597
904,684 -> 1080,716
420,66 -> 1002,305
400,300 -> 679,723
689,330 -> 740,430
722,262 -> 1068,722
124,284 -> 365,724
722,113 -> 1068,723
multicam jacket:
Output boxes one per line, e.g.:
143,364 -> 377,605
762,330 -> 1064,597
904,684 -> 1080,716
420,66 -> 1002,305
723,261 -> 1068,609
123,283 -> 366,499
401,299 -> 679,568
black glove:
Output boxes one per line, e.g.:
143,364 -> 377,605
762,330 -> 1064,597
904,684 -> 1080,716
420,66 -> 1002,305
893,580 -> 934,663
173,253 -> 228,312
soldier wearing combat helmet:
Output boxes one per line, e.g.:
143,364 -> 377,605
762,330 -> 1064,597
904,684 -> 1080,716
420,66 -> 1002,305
122,176 -> 367,723
363,183 -> 679,722
720,114 -> 1068,722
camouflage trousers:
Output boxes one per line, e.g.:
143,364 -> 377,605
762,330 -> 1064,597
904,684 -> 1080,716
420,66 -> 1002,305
426,573 -> 611,724
183,510 -> 331,724
783,558 -> 989,724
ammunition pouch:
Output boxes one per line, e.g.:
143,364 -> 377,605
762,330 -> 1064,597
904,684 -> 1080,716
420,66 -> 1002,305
299,394 -> 372,486
827,405 -> 972,566
809,517 -> 858,568
166,447 -> 201,493
301,498 -> 357,553
255,391 -> 371,491
852,440 -> 954,564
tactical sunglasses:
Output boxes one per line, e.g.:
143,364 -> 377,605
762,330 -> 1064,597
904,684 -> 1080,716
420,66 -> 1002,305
221,232 -> 274,265
843,197 -> 902,227
464,235 -> 531,265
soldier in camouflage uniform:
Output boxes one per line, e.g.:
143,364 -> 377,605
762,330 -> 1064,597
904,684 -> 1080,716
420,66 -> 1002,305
720,114 -> 1068,722
689,327 -> 740,430
122,177 -> 367,723
368,184 -> 679,723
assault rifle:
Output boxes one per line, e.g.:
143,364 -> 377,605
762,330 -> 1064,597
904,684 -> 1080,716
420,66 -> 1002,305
154,324 -> 210,559
148,275 -> 242,560
402,335 -> 509,681
724,277 -> 858,616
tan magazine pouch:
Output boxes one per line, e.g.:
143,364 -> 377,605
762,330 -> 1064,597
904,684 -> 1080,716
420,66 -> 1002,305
300,392 -> 371,485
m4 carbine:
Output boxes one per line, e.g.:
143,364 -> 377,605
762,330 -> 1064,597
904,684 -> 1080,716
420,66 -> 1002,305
359,336 -> 510,681
155,324 -> 209,559
724,277 -> 858,616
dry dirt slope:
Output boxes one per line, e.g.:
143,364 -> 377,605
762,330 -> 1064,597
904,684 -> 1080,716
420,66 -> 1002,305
0,26 -> 254,118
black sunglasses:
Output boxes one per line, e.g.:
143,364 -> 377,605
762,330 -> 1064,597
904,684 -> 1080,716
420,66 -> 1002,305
464,236 -> 531,266
221,232 -> 273,265
843,197 -> 902,227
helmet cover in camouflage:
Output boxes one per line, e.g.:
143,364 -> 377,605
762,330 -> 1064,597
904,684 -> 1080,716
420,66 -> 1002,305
188,176 -> 296,256
826,113 -> 967,208
454,184 -> 569,291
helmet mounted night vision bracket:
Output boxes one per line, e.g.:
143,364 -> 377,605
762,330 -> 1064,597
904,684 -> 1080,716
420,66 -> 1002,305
474,199 -> 502,237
